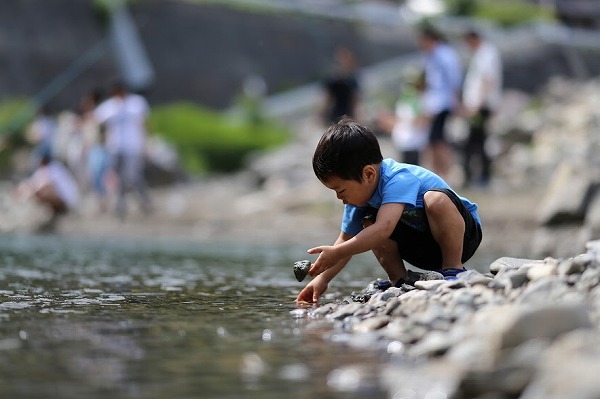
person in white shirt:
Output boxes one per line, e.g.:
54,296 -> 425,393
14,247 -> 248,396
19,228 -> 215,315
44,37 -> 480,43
95,82 -> 152,218
461,30 -> 503,188
16,152 -> 79,222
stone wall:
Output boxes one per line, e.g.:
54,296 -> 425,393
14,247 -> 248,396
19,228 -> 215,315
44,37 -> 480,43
0,0 -> 415,113
3,0 -> 600,117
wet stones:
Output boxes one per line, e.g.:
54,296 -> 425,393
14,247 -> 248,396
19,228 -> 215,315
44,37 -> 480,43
293,241 -> 600,398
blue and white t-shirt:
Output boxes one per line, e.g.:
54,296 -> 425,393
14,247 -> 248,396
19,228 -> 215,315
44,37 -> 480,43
341,158 -> 480,236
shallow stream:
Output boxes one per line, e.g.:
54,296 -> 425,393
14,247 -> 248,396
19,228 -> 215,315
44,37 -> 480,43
0,233 -> 393,399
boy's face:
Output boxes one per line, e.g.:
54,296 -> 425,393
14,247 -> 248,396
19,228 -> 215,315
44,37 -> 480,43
321,166 -> 377,207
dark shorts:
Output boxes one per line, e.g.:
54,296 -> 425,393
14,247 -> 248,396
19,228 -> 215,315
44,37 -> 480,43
364,188 -> 482,270
429,109 -> 451,144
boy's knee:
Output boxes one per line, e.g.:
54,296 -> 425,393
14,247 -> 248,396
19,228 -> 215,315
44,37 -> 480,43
424,191 -> 464,226
424,190 -> 451,213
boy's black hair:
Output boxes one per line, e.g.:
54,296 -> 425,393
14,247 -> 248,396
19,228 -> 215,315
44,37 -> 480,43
313,116 -> 383,182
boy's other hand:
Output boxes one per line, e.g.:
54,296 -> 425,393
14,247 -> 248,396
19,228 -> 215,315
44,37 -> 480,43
307,245 -> 338,276
296,278 -> 328,304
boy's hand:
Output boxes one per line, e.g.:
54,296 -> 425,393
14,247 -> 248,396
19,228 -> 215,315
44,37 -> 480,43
296,277 -> 328,304
307,245 -> 339,276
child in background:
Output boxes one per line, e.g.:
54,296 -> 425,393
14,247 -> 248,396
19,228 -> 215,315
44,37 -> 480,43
389,70 -> 429,166
376,69 -> 428,165
297,118 -> 482,304
87,127 -> 112,212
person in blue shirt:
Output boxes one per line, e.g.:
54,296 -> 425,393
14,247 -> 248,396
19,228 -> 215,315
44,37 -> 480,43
419,25 -> 463,180
296,117 -> 482,304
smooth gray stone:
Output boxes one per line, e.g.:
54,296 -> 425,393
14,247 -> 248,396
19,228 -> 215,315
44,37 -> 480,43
293,260 -> 311,282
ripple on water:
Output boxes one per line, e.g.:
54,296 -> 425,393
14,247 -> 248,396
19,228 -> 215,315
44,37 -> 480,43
13,269 -> 53,280
83,288 -> 104,294
101,294 -> 126,302
0,302 -> 33,310
64,298 -> 104,306
143,276 -> 190,290
39,308 -> 85,314
97,275 -> 134,284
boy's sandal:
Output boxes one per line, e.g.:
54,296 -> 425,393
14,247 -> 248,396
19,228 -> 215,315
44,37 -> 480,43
435,267 -> 467,281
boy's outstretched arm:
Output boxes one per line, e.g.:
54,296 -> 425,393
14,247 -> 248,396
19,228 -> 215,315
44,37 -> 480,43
308,203 -> 404,276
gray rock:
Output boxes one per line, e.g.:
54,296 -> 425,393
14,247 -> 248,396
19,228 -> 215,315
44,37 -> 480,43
531,225 -> 592,259
517,277 -> 568,305
500,302 -> 593,349
458,269 -> 494,285
497,268 -> 530,292
537,161 -> 595,226
409,330 -> 452,357
352,315 -> 390,333
520,330 -> 600,399
328,302 -> 363,320
558,256 -> 587,276
526,261 -> 558,281
414,280 -> 445,291
455,365 -> 535,399
489,257 -> 539,275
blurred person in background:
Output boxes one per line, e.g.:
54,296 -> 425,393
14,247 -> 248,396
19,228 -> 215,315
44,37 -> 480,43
25,106 -> 57,174
321,46 -> 361,125
87,126 -> 113,213
378,68 -> 429,166
77,88 -> 105,187
460,29 -> 502,188
15,151 -> 79,228
94,81 -> 152,219
418,26 -> 463,180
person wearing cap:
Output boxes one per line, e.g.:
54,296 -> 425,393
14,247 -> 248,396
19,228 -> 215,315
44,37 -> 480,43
461,29 -> 503,188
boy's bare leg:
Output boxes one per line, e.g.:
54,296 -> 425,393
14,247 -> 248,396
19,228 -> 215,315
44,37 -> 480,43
363,218 -> 407,285
424,190 -> 465,269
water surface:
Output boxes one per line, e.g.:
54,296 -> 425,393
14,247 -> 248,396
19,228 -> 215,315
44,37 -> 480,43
0,234 -> 389,399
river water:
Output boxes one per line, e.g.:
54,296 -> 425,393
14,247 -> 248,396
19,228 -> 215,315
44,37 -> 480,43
0,233 -> 395,399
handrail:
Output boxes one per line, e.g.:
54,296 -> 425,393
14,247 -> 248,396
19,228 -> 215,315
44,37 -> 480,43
0,39 -> 108,139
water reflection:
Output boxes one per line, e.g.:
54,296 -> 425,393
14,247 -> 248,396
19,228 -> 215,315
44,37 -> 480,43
0,234 -> 385,399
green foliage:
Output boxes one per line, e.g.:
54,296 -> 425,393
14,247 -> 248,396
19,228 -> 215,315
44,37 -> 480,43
147,103 -> 290,175
0,98 -> 34,143
446,0 -> 478,16
446,0 -> 554,27
0,98 -> 34,174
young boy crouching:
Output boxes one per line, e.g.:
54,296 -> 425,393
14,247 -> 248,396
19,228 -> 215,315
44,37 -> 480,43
297,117 -> 482,303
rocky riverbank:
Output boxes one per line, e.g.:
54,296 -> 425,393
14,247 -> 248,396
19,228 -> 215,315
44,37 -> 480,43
293,243 -> 600,398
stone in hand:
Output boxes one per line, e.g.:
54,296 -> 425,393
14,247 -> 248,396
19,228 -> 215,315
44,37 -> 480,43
293,260 -> 311,282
